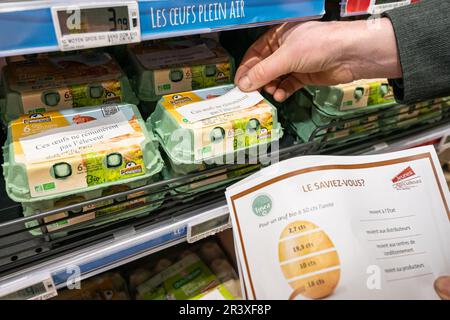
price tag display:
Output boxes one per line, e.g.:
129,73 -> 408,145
51,1 -> 141,51
187,212 -> 231,243
342,0 -> 419,16
0,277 -> 57,300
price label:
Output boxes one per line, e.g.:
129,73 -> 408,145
187,212 -> 231,243
0,277 -> 57,300
343,0 -> 419,16
51,1 -> 141,51
370,0 -> 415,14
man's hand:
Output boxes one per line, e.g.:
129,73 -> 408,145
235,19 -> 402,102
435,276 -> 450,300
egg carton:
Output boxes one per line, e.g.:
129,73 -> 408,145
304,78 -> 395,114
3,104 -> 164,204
149,85 -> 283,174
125,37 -> 235,106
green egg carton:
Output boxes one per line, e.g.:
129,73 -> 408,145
3,103 -> 165,205
292,88 -> 395,127
23,175 -> 166,236
381,100 -> 443,131
148,85 -> 283,175
304,78 -> 396,114
1,52 -> 138,123
284,95 -> 381,144
126,38 -> 235,104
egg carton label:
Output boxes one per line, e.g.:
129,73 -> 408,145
11,106 -> 146,197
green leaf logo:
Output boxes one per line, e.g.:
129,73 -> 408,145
252,194 -> 272,217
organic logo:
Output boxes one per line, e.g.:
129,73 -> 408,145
252,194 -> 273,217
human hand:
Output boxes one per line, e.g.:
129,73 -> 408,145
434,276 -> 450,300
235,18 -> 402,102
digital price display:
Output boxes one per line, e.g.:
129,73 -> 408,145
52,2 -> 141,51
0,278 -> 57,300
57,6 -> 132,35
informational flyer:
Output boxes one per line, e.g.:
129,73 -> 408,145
226,146 -> 450,299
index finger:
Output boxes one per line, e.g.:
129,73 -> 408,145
234,27 -> 281,84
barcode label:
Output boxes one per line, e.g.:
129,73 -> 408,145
101,104 -> 120,117
187,213 -> 231,243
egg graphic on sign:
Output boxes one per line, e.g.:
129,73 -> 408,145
278,221 -> 340,300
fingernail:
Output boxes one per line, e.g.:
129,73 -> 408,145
238,76 -> 251,91
435,277 -> 450,300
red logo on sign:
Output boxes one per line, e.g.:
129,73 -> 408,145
392,167 -> 416,183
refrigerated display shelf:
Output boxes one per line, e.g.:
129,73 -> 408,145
0,0 -> 325,57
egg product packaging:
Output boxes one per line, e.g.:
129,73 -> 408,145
226,146 -> 450,299
305,79 -> 395,113
149,85 -> 283,174
3,103 -> 164,202
125,37 -> 235,105
136,253 -> 236,300
0,52 -> 138,123
2,104 -> 165,236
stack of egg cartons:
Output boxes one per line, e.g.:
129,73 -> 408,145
0,52 -> 165,237
282,79 -> 397,144
148,84 -> 283,199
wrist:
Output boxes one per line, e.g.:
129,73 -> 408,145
339,18 -> 402,80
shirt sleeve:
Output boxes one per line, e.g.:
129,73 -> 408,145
383,0 -> 450,104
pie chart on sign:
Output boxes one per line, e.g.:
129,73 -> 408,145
278,221 -> 341,300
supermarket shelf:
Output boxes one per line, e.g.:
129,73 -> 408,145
0,0 -> 325,57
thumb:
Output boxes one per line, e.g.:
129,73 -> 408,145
237,47 -> 292,92
434,276 -> 450,300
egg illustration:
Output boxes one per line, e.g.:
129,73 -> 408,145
278,221 -> 340,300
